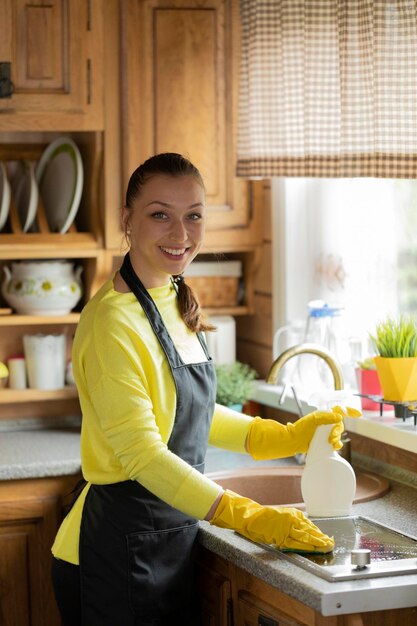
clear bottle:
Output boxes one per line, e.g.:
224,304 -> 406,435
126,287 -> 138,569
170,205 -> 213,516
301,391 -> 357,517
296,300 -> 352,392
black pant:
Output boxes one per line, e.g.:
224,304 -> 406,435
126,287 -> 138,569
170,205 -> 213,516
51,556 -> 201,626
51,557 -> 82,626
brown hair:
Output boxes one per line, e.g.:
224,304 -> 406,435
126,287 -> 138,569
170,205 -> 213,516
124,153 -> 215,333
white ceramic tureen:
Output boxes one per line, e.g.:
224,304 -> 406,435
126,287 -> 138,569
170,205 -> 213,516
2,260 -> 83,315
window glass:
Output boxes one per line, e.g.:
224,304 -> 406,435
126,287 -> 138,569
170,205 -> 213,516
273,178 -> 417,389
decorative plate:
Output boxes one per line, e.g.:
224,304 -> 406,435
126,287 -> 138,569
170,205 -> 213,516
12,160 -> 39,232
35,137 -> 84,234
0,162 -> 11,231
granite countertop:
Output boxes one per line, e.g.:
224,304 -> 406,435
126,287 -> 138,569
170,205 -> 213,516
1,428 -> 417,616
0,428 -> 81,480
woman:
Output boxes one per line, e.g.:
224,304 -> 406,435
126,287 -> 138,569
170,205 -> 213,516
51,153 -> 354,626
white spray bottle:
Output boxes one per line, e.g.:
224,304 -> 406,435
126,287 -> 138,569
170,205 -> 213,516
301,390 -> 359,518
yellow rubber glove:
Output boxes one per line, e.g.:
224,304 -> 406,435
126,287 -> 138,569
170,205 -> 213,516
246,406 -> 361,460
210,490 -> 334,553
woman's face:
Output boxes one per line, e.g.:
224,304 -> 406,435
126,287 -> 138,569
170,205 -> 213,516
122,174 -> 206,288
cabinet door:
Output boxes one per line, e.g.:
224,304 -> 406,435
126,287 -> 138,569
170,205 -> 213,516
0,498 -> 61,626
199,562 -> 232,626
0,0 -> 103,130
0,476 -> 79,626
236,590 -> 306,626
197,548 -> 233,626
122,0 -> 250,234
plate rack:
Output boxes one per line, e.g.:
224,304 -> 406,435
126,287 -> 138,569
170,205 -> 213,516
7,184 -> 78,236
0,143 -> 79,236
355,393 -> 417,425
0,141 -> 100,255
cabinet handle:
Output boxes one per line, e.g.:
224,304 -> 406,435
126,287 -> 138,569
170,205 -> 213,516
86,59 -> 92,105
0,62 -> 14,99
258,616 -> 278,626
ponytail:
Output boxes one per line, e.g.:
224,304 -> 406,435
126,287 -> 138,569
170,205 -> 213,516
173,275 -> 216,333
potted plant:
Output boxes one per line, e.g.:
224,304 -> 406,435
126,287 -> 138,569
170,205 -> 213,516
215,361 -> 258,411
369,316 -> 417,402
355,357 -> 391,411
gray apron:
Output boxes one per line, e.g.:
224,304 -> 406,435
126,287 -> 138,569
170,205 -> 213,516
79,253 -> 216,625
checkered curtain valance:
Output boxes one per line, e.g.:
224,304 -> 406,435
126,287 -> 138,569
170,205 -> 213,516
237,0 -> 417,178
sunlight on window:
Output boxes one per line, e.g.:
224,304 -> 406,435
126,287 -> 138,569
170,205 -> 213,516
273,177 -> 417,387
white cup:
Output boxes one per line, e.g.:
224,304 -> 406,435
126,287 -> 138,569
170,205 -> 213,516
7,356 -> 27,389
23,334 -> 66,390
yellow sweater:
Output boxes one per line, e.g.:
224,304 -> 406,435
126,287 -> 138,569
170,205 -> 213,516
52,278 -> 253,564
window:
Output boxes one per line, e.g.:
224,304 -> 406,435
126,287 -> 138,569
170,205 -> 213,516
272,177 -> 417,388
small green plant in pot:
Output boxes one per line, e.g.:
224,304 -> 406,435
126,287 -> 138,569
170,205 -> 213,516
215,361 -> 257,411
369,315 -> 417,401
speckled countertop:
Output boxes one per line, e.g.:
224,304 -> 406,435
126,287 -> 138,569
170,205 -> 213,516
0,427 -> 81,480
1,427 -> 417,616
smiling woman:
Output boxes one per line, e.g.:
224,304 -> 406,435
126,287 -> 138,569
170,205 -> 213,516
50,153 -> 348,626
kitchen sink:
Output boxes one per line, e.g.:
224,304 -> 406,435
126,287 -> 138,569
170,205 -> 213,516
206,465 -> 390,508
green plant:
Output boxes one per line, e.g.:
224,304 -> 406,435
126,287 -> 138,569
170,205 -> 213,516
370,315 -> 417,358
215,361 -> 258,407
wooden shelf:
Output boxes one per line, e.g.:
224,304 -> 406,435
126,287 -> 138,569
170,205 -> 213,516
0,313 -> 80,326
0,233 -> 100,259
204,306 -> 250,317
0,386 -> 78,404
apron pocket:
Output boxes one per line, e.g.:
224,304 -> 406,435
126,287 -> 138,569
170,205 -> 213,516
126,522 -> 199,618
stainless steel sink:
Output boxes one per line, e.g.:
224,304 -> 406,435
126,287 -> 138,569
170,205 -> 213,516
265,516 -> 417,582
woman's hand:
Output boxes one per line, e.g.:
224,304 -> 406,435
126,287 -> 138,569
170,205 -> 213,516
209,490 -> 334,553
246,406 -> 361,460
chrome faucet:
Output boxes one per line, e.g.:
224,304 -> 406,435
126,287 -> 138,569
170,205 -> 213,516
266,342 -> 344,390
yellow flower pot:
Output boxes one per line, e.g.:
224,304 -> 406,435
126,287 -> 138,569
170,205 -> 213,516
374,356 -> 417,402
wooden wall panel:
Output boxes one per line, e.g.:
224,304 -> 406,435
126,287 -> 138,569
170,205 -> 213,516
254,241 -> 272,295
237,294 -> 272,347
348,432 -> 417,474
236,180 -> 273,377
237,340 -> 272,379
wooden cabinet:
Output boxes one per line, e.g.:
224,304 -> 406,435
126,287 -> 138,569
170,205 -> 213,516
0,134 -> 112,421
0,0 -> 264,415
0,474 -> 80,626
116,0 -> 262,253
116,0 -> 264,318
0,0 -> 117,418
0,0 -> 104,131
197,548 -> 417,626
198,548 -> 233,626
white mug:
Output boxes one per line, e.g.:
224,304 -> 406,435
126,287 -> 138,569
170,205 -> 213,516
23,334 -> 66,390
7,356 -> 27,389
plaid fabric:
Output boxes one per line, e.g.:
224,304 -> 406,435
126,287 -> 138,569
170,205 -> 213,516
237,0 -> 417,178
